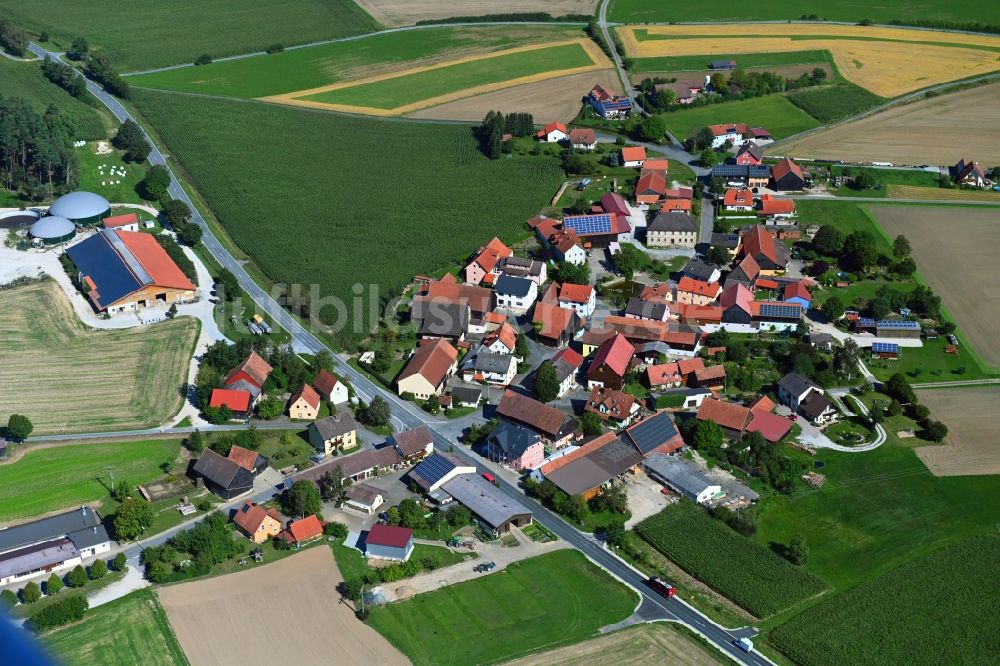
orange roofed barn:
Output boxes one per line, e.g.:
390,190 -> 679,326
279,515 -> 324,546
66,228 -> 195,315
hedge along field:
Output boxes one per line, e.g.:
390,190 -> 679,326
0,0 -> 380,71
635,503 -> 827,617
769,535 -> 1000,666
130,89 -> 564,349
0,58 -> 106,140
128,25 -> 585,99
300,42 -> 597,110
608,0 -> 1000,25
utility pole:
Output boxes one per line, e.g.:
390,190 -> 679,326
107,466 -> 115,495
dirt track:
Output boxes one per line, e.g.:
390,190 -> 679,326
871,206 -> 1000,368
915,388 -> 1000,476
158,547 -> 408,666
506,622 -> 723,666
776,83 -> 1000,164
355,1 -> 598,28
408,69 -> 620,122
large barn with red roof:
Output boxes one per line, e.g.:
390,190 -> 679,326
65,228 -> 196,315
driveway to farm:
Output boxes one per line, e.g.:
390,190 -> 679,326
33,41 -> 774,666
379,526 -> 569,602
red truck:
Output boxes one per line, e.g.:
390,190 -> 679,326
646,577 -> 676,598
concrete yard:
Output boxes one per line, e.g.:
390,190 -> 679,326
157,547 -> 408,666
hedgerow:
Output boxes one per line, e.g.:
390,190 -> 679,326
635,503 -> 827,617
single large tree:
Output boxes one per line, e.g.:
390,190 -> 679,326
893,234 -> 912,258
318,467 -> 351,506
612,243 -> 641,279
533,362 -> 560,403
362,396 -> 391,427
692,419 -> 724,453
45,573 -> 63,595
821,295 -> 845,321
787,534 -> 809,565
285,480 -> 322,517
6,414 -> 32,441
812,225 -> 842,257
113,498 -> 153,540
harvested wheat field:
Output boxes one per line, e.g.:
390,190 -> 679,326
158,547 -> 408,666
0,281 -> 198,434
778,83 -> 1000,165
870,207 -> 1000,367
409,69 -> 619,122
355,0 -> 598,27
888,185 -> 1000,202
915,388 -> 1000,476
506,622 -> 723,666
617,25 -> 1000,97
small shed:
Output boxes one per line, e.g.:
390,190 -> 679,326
365,524 -> 414,561
871,342 -> 900,360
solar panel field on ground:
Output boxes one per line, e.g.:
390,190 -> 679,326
128,25 -> 585,98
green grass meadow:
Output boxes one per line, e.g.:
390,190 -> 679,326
130,89 -> 564,349
304,42 -> 594,109
0,439 -> 181,522
0,0 -> 379,71
609,0 -> 1000,25
74,143 -> 150,206
662,95 -> 821,141
129,25 -> 583,99
769,535 -> 1000,666
41,589 -> 189,666
368,550 -> 637,666
0,57 -> 106,140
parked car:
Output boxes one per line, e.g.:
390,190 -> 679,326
308,453 -> 326,464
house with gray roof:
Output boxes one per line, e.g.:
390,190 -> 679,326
486,421 -> 544,471
414,300 -> 469,341
0,507 -> 112,585
463,350 -> 517,386
493,275 -> 538,313
308,412 -> 360,456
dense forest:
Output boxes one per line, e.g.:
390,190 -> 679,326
0,96 -> 79,201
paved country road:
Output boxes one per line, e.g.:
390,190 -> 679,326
26,42 -> 773,665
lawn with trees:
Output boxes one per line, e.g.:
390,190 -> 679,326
131,89 -> 564,349
662,95 -> 821,144
367,551 -> 637,665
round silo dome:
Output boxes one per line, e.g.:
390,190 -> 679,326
30,216 -> 77,245
48,191 -> 111,225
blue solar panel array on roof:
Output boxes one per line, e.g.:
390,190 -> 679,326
877,319 -> 920,329
412,453 -> 456,487
626,412 -> 678,455
102,229 -> 152,285
871,342 -> 900,353
758,303 -> 801,319
66,232 -> 142,308
564,214 -> 613,235
857,318 -> 876,327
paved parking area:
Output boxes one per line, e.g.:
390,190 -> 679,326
624,469 -> 672,529
321,466 -> 420,531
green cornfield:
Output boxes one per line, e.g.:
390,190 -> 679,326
787,83 -> 885,123
770,535 -> 1000,665
130,89 -> 564,349
635,504 -> 827,617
